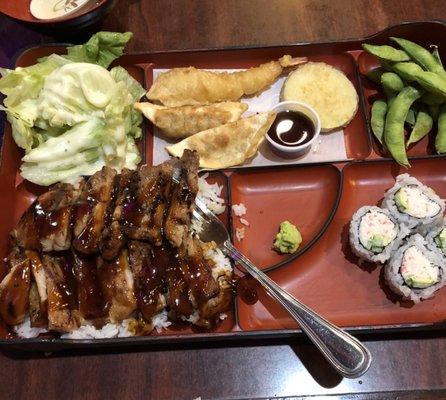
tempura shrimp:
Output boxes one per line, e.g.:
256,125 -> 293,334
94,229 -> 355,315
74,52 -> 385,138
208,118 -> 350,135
147,55 -> 307,107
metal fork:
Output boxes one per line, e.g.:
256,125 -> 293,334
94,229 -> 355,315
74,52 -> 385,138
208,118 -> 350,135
192,198 -> 372,378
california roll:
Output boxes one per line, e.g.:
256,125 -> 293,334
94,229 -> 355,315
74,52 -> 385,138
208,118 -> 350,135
349,206 -> 409,263
384,234 -> 445,303
426,224 -> 446,259
382,174 -> 445,230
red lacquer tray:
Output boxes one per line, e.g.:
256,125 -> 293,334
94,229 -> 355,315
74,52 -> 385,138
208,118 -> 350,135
1,21 -> 446,351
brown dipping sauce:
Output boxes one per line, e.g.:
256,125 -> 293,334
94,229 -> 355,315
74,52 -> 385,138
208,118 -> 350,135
267,110 -> 315,147
237,277 -> 258,305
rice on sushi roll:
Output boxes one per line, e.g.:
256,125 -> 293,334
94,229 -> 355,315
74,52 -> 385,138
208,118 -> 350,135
385,234 -> 445,303
382,174 -> 445,230
349,206 -> 409,263
426,224 -> 446,259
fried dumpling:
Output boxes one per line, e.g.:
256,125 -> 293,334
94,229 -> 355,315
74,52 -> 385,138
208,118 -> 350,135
134,101 -> 248,140
147,55 -> 307,107
166,112 -> 276,169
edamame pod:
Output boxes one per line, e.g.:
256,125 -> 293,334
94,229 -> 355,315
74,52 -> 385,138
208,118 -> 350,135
392,62 -> 422,82
415,71 -> 446,97
362,43 -> 410,62
393,62 -> 446,97
381,72 -> 405,93
366,67 -> 385,84
384,86 -> 421,167
370,100 -> 387,144
407,105 -> 433,147
391,37 -> 446,80
436,104 -> 446,154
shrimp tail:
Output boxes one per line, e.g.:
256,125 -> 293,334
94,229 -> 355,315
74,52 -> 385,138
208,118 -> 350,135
279,55 -> 308,68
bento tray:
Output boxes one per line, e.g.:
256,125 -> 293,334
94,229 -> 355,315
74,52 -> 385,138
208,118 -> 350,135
1,21 -> 446,352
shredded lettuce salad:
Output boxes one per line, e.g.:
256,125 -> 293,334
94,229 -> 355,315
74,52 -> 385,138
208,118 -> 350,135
0,31 -> 145,186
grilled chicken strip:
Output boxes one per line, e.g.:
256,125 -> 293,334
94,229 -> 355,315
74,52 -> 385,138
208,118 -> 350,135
124,163 -> 174,246
153,243 -> 194,318
128,241 -> 165,321
0,249 -> 31,326
13,183 -> 81,252
97,249 -> 137,323
26,250 -> 47,327
180,236 -> 220,304
72,251 -> 109,322
42,253 -> 80,333
100,169 -> 138,260
164,150 -> 199,248
73,167 -> 117,255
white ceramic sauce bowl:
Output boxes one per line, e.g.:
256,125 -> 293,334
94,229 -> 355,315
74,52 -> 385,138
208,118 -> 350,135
266,101 -> 321,157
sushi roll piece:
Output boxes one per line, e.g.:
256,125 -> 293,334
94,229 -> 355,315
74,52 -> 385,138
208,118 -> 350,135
382,174 -> 445,230
385,234 -> 445,303
426,224 -> 446,259
349,206 -> 409,263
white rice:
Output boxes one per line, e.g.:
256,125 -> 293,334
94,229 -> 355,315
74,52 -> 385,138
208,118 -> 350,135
425,223 -> 446,258
152,310 -> 172,333
14,318 -> 47,339
205,247 -> 233,281
197,173 -> 226,215
240,218 -> 250,227
236,227 -> 245,241
232,203 -> 247,216
181,309 -> 200,324
61,322 -> 124,340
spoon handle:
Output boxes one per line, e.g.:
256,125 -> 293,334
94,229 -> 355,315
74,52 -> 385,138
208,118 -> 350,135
224,241 -> 372,378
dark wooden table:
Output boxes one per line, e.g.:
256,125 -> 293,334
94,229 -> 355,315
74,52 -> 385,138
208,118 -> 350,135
2,1 -> 446,399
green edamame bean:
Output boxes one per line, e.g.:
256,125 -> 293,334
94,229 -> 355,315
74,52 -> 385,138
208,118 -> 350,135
381,72 -> 405,93
407,105 -> 433,147
393,62 -> 446,97
366,67 -> 384,84
435,104 -> 446,154
370,100 -> 387,144
362,43 -> 410,63
420,91 -> 445,106
384,86 -> 421,167
391,37 -> 446,80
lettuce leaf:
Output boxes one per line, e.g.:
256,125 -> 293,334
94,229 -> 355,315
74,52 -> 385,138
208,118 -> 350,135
22,118 -> 105,163
0,54 -> 70,108
110,66 -> 145,101
110,66 -> 145,139
0,31 -> 143,185
66,32 -> 133,68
